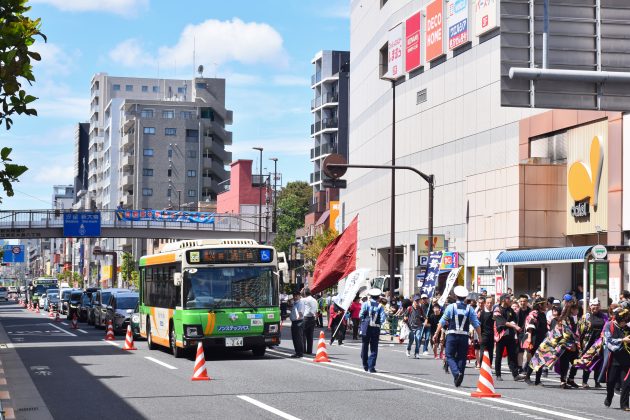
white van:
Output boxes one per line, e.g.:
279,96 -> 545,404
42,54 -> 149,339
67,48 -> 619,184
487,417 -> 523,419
277,252 -> 289,284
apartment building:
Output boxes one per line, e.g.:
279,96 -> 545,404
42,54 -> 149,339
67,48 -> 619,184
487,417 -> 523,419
306,50 -> 350,234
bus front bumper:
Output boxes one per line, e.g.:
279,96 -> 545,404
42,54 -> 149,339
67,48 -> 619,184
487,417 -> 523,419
183,333 -> 281,349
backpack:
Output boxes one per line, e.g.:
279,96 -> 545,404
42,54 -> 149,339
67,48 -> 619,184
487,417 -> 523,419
360,301 -> 381,336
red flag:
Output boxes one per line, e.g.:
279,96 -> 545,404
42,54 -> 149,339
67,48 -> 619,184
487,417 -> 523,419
310,216 -> 358,294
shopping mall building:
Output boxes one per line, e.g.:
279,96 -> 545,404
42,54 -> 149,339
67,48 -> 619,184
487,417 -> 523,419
342,0 -> 630,302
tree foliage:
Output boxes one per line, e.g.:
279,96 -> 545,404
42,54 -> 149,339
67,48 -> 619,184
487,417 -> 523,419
120,252 -> 135,283
0,0 -> 45,202
302,229 -> 338,272
273,181 -> 311,254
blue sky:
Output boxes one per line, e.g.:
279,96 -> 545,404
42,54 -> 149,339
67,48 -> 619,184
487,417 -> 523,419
2,0 -> 350,210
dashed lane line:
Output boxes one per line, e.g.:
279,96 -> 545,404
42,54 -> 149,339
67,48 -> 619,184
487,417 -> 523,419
237,395 -> 302,420
77,329 -> 88,334
102,340 -> 120,347
47,323 -> 76,337
144,357 -> 177,370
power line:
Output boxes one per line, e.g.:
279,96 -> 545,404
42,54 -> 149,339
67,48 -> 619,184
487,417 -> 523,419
13,189 -> 51,205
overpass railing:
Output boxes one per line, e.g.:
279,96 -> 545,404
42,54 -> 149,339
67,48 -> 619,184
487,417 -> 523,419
0,210 -> 264,232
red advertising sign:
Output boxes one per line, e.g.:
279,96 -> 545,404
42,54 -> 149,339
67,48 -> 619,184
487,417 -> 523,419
405,12 -> 422,73
425,0 -> 444,62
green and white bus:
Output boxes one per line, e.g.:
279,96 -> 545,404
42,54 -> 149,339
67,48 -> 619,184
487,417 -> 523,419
138,239 -> 282,358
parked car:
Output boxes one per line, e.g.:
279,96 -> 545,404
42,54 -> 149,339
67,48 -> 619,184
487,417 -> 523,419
79,289 -> 99,322
59,289 -> 73,314
105,292 -> 139,334
130,302 -> 141,339
67,291 -> 83,320
39,293 -> 48,309
0,286 -> 9,302
87,293 -> 98,326
42,289 -> 58,311
93,288 -> 130,329
46,292 -> 60,312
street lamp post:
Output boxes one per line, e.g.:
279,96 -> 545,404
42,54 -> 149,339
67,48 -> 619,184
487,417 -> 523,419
253,147 -> 263,243
269,158 -> 278,233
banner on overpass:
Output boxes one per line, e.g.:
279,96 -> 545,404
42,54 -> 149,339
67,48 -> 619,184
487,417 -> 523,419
115,209 -> 215,224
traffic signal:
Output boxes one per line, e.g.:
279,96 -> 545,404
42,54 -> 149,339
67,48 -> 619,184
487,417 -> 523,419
322,153 -> 348,189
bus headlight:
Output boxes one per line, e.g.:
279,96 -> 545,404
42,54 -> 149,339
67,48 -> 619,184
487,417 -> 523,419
185,325 -> 202,337
268,324 -> 279,334
131,314 -> 140,323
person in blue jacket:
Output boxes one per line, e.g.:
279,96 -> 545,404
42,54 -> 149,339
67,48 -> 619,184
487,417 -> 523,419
433,286 -> 481,387
359,288 -> 386,373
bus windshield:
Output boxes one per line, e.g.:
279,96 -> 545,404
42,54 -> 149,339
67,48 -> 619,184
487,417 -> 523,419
184,266 -> 277,309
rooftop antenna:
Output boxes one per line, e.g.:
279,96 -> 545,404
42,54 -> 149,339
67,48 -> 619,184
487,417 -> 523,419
197,65 -> 204,78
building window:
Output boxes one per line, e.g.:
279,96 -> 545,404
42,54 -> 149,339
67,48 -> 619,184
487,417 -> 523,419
180,111 -> 193,119
195,82 -> 206,89
141,85 -> 148,92
167,149 -> 173,158
143,148 -> 154,156
164,128 -> 176,136
187,150 -> 197,158
167,168 -> 172,177
162,110 -> 175,119
529,131 -> 567,164
187,170 -> 196,177
380,0 -> 388,7
378,42 -> 388,78
167,188 -> 172,197
125,85 -> 133,92
143,127 -> 156,135
140,109 -> 154,118
152,86 -> 159,93
200,108 -> 214,120
113,84 -> 121,91
142,188 -> 153,196
188,189 -> 196,197
143,168 -> 153,176
177,87 -> 185,94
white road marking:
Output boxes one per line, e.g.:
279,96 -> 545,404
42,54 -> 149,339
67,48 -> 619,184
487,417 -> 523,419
102,340 -> 120,347
144,357 -> 177,370
47,323 -> 76,337
237,395 -> 302,420
61,322 -> 68,326
267,349 -> 590,420
77,329 -> 88,334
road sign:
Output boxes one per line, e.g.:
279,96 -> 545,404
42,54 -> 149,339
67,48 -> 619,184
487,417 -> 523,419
322,153 -> 348,179
322,179 -> 347,189
501,0 -> 630,111
63,212 -> 101,237
3,245 -> 24,263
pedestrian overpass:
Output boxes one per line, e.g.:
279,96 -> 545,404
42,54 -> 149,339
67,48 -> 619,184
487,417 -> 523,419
0,210 -> 270,240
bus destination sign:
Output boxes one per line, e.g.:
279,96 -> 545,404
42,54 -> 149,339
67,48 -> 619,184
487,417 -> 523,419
187,248 -> 274,265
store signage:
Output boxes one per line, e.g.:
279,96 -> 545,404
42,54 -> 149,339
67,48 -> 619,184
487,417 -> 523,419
425,0 -> 445,62
440,251 -> 459,269
417,234 -> 446,253
495,274 -> 504,298
591,244 -> 607,260
475,0 -> 498,36
405,12 -> 422,72
329,201 -> 340,232
570,201 -> 590,218
447,0 -> 469,50
386,23 -> 404,80
568,136 -> 604,208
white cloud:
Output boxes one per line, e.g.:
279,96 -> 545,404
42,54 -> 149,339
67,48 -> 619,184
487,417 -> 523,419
272,75 -> 310,87
33,164 -> 74,183
36,96 -> 89,120
110,18 -> 288,69
31,42 -> 81,77
31,0 -> 148,17
108,38 -> 155,67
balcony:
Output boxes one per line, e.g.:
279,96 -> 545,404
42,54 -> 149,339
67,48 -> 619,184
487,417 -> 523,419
311,96 -> 322,110
121,154 -> 134,168
311,71 -> 321,86
121,194 -> 133,207
311,143 -> 337,159
322,92 -> 339,107
218,179 -> 230,193
310,121 -> 321,135
309,172 -> 321,184
322,117 -> 338,130
120,132 -> 133,148
91,88 -> 100,98
121,174 -> 134,188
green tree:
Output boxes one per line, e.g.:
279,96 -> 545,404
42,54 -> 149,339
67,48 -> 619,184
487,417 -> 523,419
130,270 -> 140,290
0,0 -> 46,201
120,252 -> 136,285
273,181 -> 311,254
302,229 -> 338,272
72,271 -> 82,288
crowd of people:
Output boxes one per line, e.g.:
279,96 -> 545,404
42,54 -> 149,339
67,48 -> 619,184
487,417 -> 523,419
282,286 -> 630,411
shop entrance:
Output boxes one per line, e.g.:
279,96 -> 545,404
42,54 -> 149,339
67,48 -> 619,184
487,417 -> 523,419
514,267 -> 541,296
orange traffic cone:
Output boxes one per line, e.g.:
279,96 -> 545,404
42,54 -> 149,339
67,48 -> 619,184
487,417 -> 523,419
313,331 -> 331,363
105,320 -> 115,341
191,342 -> 211,381
471,351 -> 501,398
71,314 -> 78,330
35,304 -> 40,314
48,310 -> 54,318
122,325 -> 137,350
54,312 -> 60,322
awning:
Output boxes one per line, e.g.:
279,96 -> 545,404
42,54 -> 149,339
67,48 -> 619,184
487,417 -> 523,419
496,246 -> 592,266
315,210 -> 330,226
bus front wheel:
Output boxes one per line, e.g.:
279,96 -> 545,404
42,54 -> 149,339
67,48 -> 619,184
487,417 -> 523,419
170,325 -> 184,358
147,318 -> 157,350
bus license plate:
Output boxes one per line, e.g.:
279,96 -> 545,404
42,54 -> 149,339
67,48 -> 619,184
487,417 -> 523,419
225,337 -> 244,347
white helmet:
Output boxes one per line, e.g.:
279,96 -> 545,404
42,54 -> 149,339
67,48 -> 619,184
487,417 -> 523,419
453,286 -> 468,298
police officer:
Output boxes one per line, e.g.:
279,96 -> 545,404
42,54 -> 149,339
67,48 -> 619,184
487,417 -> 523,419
359,288 -> 386,373
433,286 -> 481,387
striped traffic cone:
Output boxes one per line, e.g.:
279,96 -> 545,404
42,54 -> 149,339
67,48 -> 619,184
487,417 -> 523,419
313,331 -> 331,363
48,310 -> 54,318
471,351 -> 501,398
105,320 -> 115,341
71,313 -> 78,330
191,342 -> 210,381
122,325 -> 137,350
54,312 -> 61,322
35,304 -> 40,314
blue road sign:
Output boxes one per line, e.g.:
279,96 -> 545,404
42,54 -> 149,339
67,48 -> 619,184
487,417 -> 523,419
63,212 -> 101,237
3,245 -> 24,263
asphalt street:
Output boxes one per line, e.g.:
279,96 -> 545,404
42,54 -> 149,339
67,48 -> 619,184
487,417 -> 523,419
0,302 -> 626,420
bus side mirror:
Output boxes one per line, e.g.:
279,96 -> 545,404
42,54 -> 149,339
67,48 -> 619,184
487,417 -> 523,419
174,273 -> 182,286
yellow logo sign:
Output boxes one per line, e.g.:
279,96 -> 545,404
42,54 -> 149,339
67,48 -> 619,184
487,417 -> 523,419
568,136 -> 604,207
